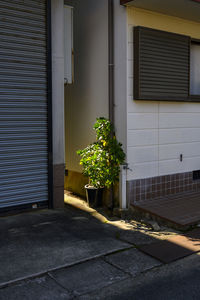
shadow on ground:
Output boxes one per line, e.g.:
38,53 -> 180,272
0,194 -> 199,299
0,202 -> 156,286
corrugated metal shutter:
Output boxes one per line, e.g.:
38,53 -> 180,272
0,0 -> 49,209
134,26 -> 190,101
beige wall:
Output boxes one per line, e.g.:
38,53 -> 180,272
65,0 -> 109,173
127,8 -> 200,180
113,0 -> 128,153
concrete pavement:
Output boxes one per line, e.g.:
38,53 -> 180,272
0,196 -> 199,299
80,252 -> 200,300
0,207 -> 130,286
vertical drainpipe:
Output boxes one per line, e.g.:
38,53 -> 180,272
108,0 -> 114,126
108,0 -> 114,210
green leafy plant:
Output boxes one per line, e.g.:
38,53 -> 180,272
77,117 -> 126,188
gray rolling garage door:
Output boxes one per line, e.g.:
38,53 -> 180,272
0,0 -> 50,210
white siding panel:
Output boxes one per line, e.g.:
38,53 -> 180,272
128,42 -> 133,61
127,98 -> 159,113
159,142 -> 200,160
159,113 -> 200,129
128,60 -> 133,78
159,157 -> 200,176
128,146 -> 158,163
128,113 -> 158,130
159,128 -> 200,145
128,129 -> 158,147
128,77 -> 133,96
128,24 -> 133,42
159,102 -> 200,113
127,162 -> 159,180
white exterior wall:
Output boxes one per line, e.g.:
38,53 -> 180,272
65,0 -> 109,172
127,7 -> 200,180
51,0 -> 65,166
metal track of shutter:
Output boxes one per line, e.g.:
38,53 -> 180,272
134,26 -> 190,101
0,0 -> 48,209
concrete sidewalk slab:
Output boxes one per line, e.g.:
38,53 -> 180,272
0,208 -> 130,286
105,248 -> 161,277
50,258 -> 129,297
79,253 -> 200,300
0,276 -> 70,300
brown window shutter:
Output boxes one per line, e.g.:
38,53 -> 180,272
134,26 -> 190,101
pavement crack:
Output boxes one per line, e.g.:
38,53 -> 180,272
47,272 -> 73,297
104,246 -> 134,256
101,256 -> 133,278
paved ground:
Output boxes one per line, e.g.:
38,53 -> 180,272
81,253 -> 200,300
0,194 -> 199,299
0,206 -> 130,286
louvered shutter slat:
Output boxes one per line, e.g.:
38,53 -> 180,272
134,27 -> 190,101
0,0 -> 48,209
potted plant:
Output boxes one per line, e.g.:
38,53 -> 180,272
77,117 -> 125,207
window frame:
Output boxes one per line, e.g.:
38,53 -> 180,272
190,38 -> 200,101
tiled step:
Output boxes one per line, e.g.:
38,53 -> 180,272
132,191 -> 200,227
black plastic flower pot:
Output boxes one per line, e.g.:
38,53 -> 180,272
85,185 -> 104,208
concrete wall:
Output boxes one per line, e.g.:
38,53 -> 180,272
51,0 -> 65,208
127,7 -> 200,181
65,0 -> 109,173
52,0 -> 65,166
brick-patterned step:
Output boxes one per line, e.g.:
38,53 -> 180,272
132,191 -> 200,226
140,228 -> 200,263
